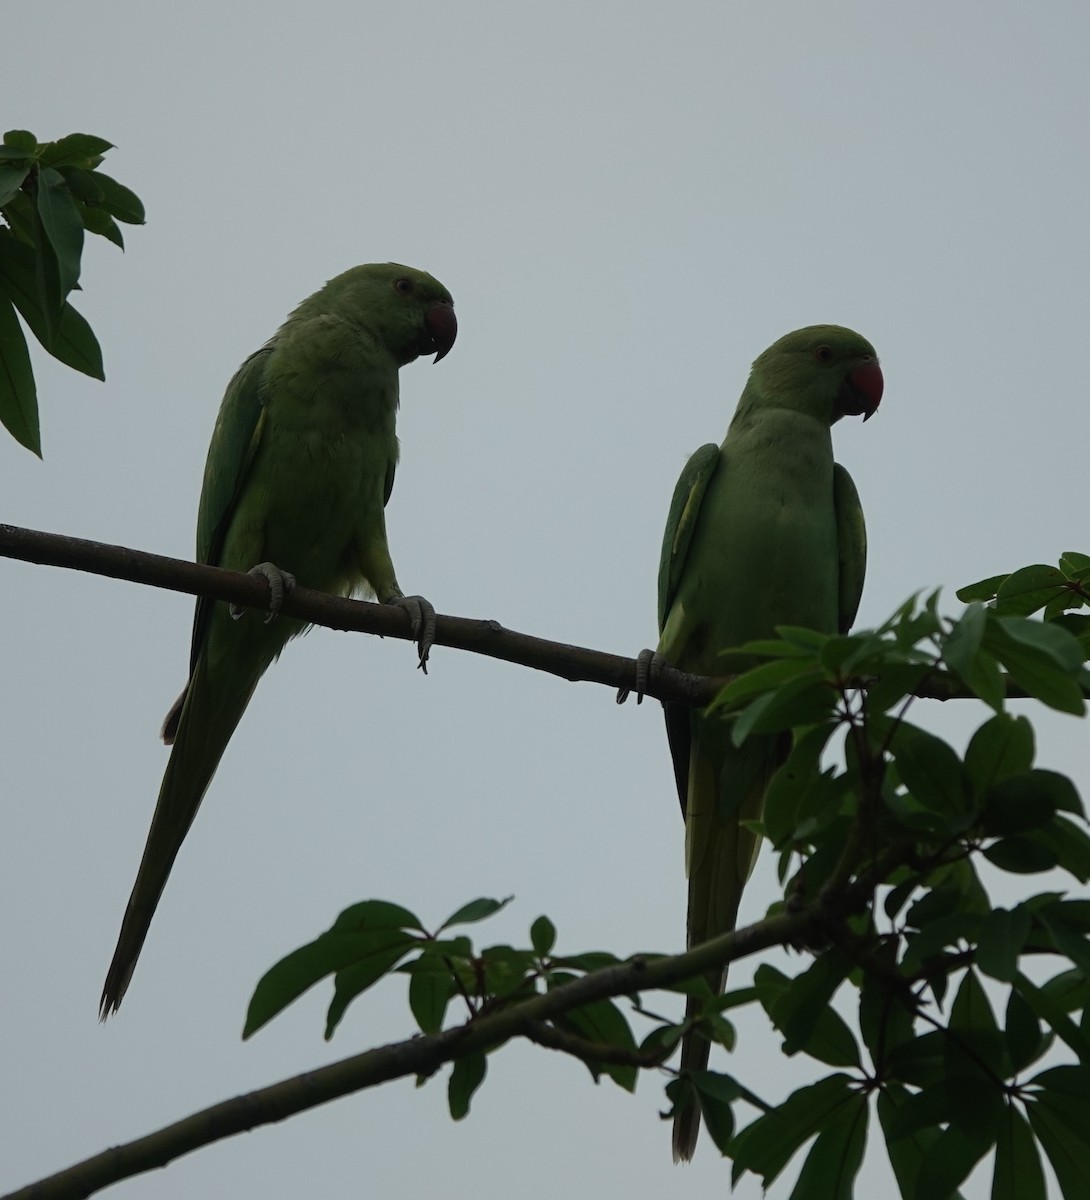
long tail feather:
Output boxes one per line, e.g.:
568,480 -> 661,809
100,654 -> 266,1016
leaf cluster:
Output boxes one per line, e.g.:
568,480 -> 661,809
246,565 -> 1090,1198
690,576 -> 1090,1197
244,896 -> 665,1120
0,129 -> 144,454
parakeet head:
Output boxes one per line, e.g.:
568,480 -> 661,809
750,325 -> 882,424
312,262 -> 457,366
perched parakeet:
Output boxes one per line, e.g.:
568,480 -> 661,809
656,326 -> 882,1160
100,263 -> 457,1016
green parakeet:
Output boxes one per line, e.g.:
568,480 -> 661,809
656,326 -> 882,1160
100,263 -> 457,1016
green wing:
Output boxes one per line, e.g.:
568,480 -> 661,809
656,443 -> 722,815
656,443 -> 721,633
187,346 -> 272,672
833,462 -> 866,634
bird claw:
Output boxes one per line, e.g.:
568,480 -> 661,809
616,648 -> 664,705
387,593 -> 436,672
231,562 -> 297,622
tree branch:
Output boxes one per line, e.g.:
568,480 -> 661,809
0,523 -> 715,707
1,909 -> 805,1200
0,523 -> 1039,707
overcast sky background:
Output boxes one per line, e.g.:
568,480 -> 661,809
3,4 -> 1089,1197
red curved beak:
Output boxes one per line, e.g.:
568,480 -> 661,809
425,303 -> 457,363
851,360 -> 884,421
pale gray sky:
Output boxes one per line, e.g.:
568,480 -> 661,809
3,3 -> 1089,1197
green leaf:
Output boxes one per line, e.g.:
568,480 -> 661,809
957,574 -> 1008,603
0,230 -> 103,377
439,895 -> 512,931
1015,972 -> 1090,1062
1005,989 -> 1049,1075
331,899 -> 424,933
902,912 -> 984,977
735,636 -> 817,658
987,618 -> 1086,714
530,915 -> 556,956
981,772 -> 1064,837
245,925 -> 417,1038
0,292 -> 39,454
1030,814 -> 1090,883
1050,899 -> 1090,931
999,615 -> 1086,671
774,625 -> 832,653
858,962 -> 915,1068
730,1074 -> 855,1189
1060,550 -> 1090,577
1038,909 -> 1090,978
1029,1063 -> 1090,1100
1025,1091 -> 1090,1200
553,950 -> 621,973
769,952 -> 860,1067
4,189 -> 35,242
478,944 -> 536,999
1052,613 -> 1090,655
36,133 -> 114,169
891,723 -> 970,817
556,995 -> 638,1091
731,677 -> 836,743
407,954 -> 454,1035
58,167 -> 105,205
976,906 -> 1032,983
691,1070 -> 740,1154
35,166 -> 84,305
1043,969 -> 1090,1018
754,963 -> 791,1010
983,836 -> 1059,875
878,1084 -> 965,1200
883,1080 -> 954,1141
944,601 -> 987,676
906,874 -> 986,929
448,1053 -> 487,1120
762,723 -> 837,848
787,1091 -> 868,1200
0,163 -> 29,207
88,169 -> 145,223
995,565 -> 1068,616
323,933 -> 421,1038
640,1022 -> 683,1059
945,969 -> 1008,1139
2,130 -> 37,154
817,631 -> 883,673
77,202 -> 124,248
914,1121 -> 995,1200
962,644 -> 1007,713
865,662 -> 936,715
884,1030 -> 948,1091
711,657 -> 823,710
965,713 -> 1034,799
884,879 -> 917,922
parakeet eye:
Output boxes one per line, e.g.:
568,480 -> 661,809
813,345 -> 833,363
394,278 -> 414,295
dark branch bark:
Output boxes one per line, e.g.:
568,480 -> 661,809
0,523 -> 716,707
0,522 -> 1033,707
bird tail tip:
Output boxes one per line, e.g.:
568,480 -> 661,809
671,1107 -> 700,1163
